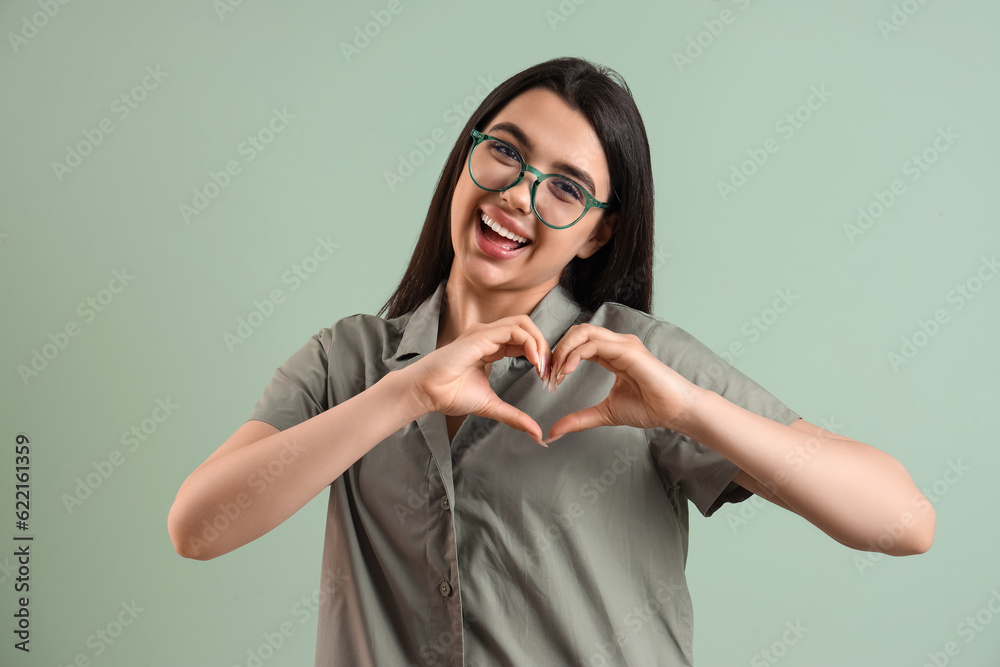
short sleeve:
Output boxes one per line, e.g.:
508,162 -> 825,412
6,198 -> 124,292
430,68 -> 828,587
641,319 -> 800,517
246,328 -> 332,431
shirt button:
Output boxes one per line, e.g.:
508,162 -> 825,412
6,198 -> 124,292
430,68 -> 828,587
439,580 -> 453,597
440,496 -> 451,510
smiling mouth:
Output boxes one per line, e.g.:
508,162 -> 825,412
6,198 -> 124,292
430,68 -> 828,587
479,211 -> 531,250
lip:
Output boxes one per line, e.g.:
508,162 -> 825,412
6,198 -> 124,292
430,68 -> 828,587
480,205 -> 534,243
474,207 -> 532,260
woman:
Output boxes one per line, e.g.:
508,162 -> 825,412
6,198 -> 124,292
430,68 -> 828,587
168,57 -> 935,666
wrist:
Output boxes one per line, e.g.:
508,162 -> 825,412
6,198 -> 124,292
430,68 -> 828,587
669,383 -> 712,438
384,364 -> 433,421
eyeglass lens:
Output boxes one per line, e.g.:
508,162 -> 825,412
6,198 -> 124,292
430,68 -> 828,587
470,138 -> 588,228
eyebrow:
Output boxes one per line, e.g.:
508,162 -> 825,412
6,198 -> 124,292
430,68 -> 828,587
486,121 -> 599,198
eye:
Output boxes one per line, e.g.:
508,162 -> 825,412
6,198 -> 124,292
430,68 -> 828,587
487,140 -> 521,165
549,177 -> 586,204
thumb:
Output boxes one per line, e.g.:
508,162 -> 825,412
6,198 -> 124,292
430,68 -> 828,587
546,404 -> 609,444
476,396 -> 545,447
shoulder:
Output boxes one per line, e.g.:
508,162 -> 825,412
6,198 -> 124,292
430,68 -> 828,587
319,310 -> 410,358
586,300 -> 697,347
290,310 -> 412,398
586,301 -> 730,379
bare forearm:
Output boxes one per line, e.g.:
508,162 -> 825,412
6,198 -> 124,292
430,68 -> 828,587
168,369 -> 423,559
677,388 -> 935,555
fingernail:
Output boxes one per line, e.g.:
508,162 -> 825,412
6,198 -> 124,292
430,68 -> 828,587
543,434 -> 563,445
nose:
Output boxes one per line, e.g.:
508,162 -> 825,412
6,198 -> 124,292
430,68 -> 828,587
500,172 -> 536,216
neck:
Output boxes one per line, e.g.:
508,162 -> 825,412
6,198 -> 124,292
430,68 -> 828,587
436,274 -> 559,349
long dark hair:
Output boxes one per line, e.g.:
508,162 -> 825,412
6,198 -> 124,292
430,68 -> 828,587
377,56 -> 655,319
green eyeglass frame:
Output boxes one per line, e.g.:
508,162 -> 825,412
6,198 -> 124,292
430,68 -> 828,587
468,129 -> 613,229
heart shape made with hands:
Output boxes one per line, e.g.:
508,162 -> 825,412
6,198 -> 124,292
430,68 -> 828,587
495,330 -> 701,447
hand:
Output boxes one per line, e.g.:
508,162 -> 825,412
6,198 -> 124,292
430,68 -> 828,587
404,314 -> 551,446
543,323 -> 703,444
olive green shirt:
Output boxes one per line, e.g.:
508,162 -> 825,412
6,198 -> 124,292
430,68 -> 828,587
246,279 -> 800,666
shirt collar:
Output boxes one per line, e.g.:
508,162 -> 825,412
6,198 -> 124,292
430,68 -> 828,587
392,279 -> 583,364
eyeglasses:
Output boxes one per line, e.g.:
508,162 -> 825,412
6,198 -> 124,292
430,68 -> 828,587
467,129 -> 613,229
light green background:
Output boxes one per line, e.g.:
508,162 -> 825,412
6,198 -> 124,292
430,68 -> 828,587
2,0 -> 998,665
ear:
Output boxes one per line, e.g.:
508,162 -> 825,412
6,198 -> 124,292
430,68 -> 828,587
576,211 -> 617,260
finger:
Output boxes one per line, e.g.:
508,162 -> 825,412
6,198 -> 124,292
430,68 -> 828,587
547,338 -> 636,393
476,395 -> 546,447
550,324 -> 630,378
546,404 -> 610,443
481,342 -> 534,366
479,316 -> 551,379
508,315 -> 551,379
562,338 -> 634,376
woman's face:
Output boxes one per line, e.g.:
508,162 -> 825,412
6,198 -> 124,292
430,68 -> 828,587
448,87 -> 616,297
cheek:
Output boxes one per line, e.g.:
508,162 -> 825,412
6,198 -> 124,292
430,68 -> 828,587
449,184 -> 475,243
450,178 -> 473,215
560,230 -> 597,260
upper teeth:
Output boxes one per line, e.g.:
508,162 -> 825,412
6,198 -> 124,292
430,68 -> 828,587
482,212 -> 529,244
